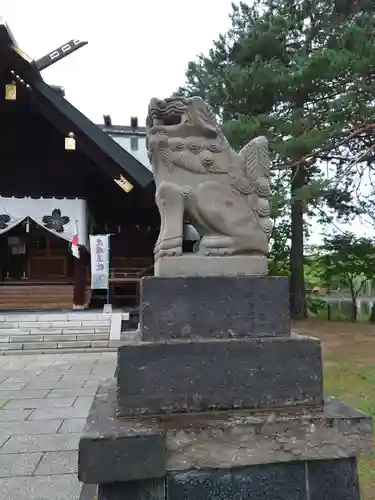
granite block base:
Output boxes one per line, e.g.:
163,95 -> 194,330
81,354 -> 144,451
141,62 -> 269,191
140,275 -> 290,340
117,334 -> 323,416
96,461 -> 360,500
97,460 -> 360,500
98,479 -> 165,500
167,459 -> 360,500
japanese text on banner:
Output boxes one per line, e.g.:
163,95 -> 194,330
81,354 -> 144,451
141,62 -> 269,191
89,234 -> 110,289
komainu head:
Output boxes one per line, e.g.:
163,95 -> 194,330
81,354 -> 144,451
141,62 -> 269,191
146,96 -> 223,141
146,96 -> 232,172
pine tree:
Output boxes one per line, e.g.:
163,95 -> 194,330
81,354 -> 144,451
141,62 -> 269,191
178,0 -> 375,318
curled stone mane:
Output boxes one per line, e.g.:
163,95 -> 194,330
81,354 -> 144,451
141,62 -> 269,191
146,95 -> 272,259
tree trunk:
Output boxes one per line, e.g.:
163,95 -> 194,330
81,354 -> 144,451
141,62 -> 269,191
349,284 -> 357,322
369,303 -> 375,323
290,165 -> 307,319
327,303 -> 332,321
351,299 -> 357,322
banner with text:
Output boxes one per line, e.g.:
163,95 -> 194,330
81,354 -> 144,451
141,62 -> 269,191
90,234 -> 110,290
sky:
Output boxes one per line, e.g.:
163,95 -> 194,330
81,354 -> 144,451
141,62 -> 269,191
2,0 -> 373,243
1,0 -> 234,126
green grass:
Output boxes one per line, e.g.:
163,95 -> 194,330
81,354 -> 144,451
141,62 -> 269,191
324,358 -> 375,499
292,319 -> 375,498
325,362 -> 375,415
316,308 -> 370,323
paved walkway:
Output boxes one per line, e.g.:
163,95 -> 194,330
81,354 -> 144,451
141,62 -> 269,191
0,352 -> 117,500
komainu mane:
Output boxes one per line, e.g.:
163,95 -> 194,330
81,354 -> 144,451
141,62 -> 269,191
146,96 -> 272,259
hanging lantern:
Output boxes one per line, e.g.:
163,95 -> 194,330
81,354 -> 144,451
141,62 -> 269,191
5,81 -> 16,100
25,217 -> 30,233
65,132 -> 76,151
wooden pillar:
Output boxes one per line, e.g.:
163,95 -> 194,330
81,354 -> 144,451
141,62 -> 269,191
73,247 -> 87,309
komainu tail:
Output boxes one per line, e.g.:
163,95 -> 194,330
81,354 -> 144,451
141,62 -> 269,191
239,136 -> 273,237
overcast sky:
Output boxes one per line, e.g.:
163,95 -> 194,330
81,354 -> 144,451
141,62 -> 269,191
2,0 -> 233,126
2,1 -> 373,242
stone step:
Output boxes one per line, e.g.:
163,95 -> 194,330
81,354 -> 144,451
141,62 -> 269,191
0,311 -> 130,353
0,338 -> 111,351
6,332 -> 109,343
0,326 -> 111,333
0,313 -> 114,323
0,329 -> 31,336
27,339 -> 110,349
0,346 -> 117,355
0,325 -> 112,334
0,320 -> 111,328
0,321 -> 110,328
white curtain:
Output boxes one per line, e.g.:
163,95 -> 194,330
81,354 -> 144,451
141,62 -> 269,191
0,197 -> 88,247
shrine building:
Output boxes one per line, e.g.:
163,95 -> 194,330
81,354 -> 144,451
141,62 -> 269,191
0,20 -> 162,311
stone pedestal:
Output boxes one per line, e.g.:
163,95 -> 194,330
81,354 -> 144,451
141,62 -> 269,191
154,255 -> 268,277
140,276 -> 290,340
116,334 -> 323,415
78,276 -> 372,499
96,460 -> 360,500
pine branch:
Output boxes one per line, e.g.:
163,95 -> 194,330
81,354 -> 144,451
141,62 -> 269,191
278,123 -> 375,170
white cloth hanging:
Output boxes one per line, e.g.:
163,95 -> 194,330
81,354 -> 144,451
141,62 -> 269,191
0,197 -> 88,247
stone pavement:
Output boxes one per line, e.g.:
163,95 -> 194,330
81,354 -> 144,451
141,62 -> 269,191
0,351 -> 117,500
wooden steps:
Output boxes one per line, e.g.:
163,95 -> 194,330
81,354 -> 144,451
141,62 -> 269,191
0,284 -> 74,310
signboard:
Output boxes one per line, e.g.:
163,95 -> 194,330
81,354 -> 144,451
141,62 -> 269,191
90,234 -> 110,290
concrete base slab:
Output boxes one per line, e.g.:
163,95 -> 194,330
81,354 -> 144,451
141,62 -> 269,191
154,255 -> 268,277
78,379 -> 371,489
78,379 -> 166,485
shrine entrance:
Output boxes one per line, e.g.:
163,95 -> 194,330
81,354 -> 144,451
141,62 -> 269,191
0,221 -> 73,283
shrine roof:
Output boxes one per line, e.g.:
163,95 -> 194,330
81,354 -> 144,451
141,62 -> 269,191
0,20 -> 153,189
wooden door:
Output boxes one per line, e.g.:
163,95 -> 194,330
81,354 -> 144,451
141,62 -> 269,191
28,228 -> 69,280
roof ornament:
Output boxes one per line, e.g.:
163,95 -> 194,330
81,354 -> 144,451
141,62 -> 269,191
35,40 -> 88,71
114,174 -> 134,193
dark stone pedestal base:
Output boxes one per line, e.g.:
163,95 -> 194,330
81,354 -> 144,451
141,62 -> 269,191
97,459 -> 360,500
168,459 -> 360,500
117,334 -> 323,415
140,275 -> 290,340
98,479 -> 164,500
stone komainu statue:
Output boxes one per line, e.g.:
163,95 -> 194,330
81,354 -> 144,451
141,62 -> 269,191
146,96 -> 272,259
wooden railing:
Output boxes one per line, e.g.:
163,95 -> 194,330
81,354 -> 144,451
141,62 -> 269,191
110,257 -> 153,282
108,257 -> 153,305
